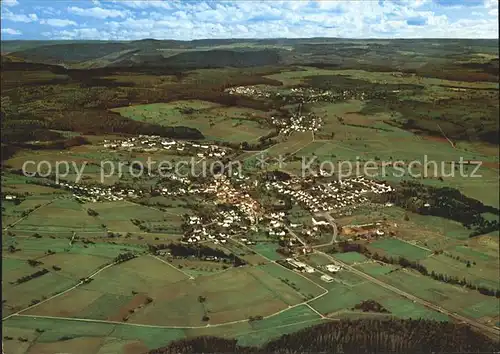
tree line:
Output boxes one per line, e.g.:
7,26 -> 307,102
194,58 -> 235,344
149,318 -> 498,354
12,269 -> 49,285
148,243 -> 247,267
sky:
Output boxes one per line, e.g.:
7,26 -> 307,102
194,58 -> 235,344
1,0 -> 498,40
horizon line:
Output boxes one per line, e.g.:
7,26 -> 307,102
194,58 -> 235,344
1,37 -> 499,42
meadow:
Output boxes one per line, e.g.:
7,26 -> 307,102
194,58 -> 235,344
3,305 -> 327,353
112,100 -> 274,143
362,267 -> 500,323
367,238 -> 432,262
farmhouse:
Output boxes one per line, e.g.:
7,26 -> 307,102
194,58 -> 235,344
312,217 -> 329,226
326,264 -> 341,273
286,258 -> 315,273
320,274 -> 334,282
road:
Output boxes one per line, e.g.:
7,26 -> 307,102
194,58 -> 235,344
69,231 -> 76,246
4,240 -> 332,330
318,250 -> 499,338
284,214 -> 499,339
285,210 -> 338,249
2,200 -> 53,231
150,254 -> 194,280
313,212 -> 338,247
297,224 -> 499,339
284,225 -> 306,246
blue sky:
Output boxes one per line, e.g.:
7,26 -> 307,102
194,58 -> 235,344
1,0 -> 498,40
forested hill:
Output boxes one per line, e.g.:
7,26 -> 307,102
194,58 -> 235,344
3,38 -> 498,80
150,319 -> 499,354
119,49 -> 284,69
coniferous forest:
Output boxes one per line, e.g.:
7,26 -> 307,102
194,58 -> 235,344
150,319 -> 499,354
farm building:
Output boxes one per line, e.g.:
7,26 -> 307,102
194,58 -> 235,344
326,264 -> 341,273
320,274 -> 334,282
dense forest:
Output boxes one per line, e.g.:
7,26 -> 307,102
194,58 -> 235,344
147,243 -> 247,267
150,318 -> 499,353
373,181 -> 500,236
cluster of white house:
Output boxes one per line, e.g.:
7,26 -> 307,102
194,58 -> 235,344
266,176 -> 393,215
271,113 -> 323,135
184,213 -> 240,245
55,181 -> 141,202
103,135 -> 229,158
330,176 -> 394,195
265,179 -> 335,213
265,211 -> 288,237
225,86 -> 272,98
285,257 -> 343,282
225,84 -> 374,111
184,207 -> 258,246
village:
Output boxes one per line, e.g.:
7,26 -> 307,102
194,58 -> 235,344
15,147 -> 398,286
271,111 -> 323,135
225,84 -> 375,104
103,135 -> 231,159
265,176 -> 393,215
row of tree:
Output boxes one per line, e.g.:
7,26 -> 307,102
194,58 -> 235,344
13,269 -> 49,285
329,241 -> 499,298
113,252 -> 137,264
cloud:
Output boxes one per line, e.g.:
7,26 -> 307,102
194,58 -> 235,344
406,16 -> 428,26
1,28 -> 22,35
40,19 -> 78,27
433,0 -> 484,7
112,0 -> 172,10
2,10 -> 38,23
484,0 -> 498,16
2,0 -> 19,7
34,6 -> 61,16
8,0 -> 500,40
67,6 -> 129,19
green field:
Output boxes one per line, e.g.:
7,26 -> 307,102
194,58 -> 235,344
3,305 -> 326,352
421,254 -> 499,290
11,198 -> 103,233
354,262 -> 399,277
368,238 -> 432,261
333,252 -> 369,264
257,263 -> 325,299
3,316 -> 186,353
250,242 -> 284,261
112,101 -> 274,143
366,268 -> 500,320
